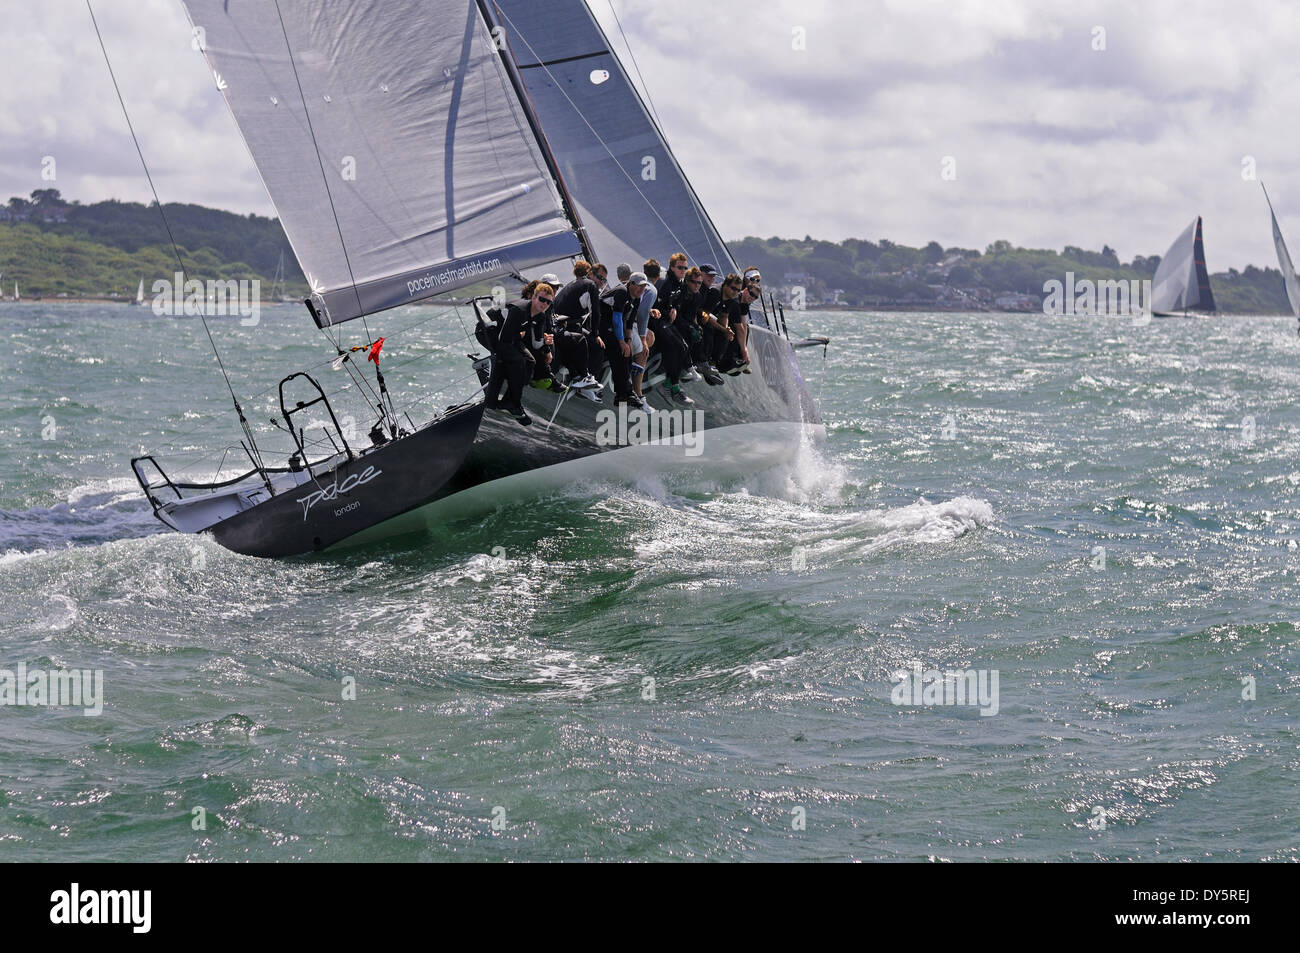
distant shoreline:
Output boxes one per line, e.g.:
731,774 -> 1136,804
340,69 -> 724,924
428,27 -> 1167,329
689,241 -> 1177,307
4,297 -> 1292,319
1,296 -> 135,305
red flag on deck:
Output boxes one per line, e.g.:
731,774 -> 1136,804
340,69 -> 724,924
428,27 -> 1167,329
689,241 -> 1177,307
367,337 -> 385,364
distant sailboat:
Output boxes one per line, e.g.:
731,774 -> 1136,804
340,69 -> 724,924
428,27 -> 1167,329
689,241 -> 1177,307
135,277 -> 146,306
13,281 -> 18,302
269,249 -> 295,302
1261,184 -> 1300,323
269,250 -> 285,301
1151,216 -> 1216,317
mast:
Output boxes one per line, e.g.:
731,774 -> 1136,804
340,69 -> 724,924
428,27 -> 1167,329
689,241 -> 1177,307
478,0 -> 595,265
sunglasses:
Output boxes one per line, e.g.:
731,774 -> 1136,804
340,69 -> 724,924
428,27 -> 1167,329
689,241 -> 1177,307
673,264 -> 687,271
537,296 -> 553,305
686,279 -> 702,286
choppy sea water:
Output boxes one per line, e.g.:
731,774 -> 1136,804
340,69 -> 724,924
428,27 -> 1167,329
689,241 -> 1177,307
0,303 -> 1296,861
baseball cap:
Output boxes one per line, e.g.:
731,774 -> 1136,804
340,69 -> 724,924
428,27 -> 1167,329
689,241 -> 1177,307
628,271 -> 648,286
539,273 -> 560,285
699,264 -> 720,276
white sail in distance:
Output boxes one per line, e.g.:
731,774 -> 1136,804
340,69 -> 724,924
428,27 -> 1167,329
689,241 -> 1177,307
1151,216 -> 1215,314
1262,184 -> 1300,318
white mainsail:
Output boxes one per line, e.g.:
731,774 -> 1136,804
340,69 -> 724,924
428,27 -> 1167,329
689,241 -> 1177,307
136,277 -> 145,305
1262,184 -> 1300,317
180,0 -> 583,327
1151,216 -> 1214,314
491,0 -> 736,273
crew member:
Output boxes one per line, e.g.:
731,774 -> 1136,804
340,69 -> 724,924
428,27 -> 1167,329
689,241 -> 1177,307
485,284 -> 556,425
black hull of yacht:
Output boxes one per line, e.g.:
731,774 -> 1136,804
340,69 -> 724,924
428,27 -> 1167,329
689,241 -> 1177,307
208,402 -> 486,557
328,325 -> 824,551
148,326 -> 820,557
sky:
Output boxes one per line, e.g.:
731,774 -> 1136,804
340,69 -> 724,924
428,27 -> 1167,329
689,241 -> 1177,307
3,0 -> 1299,270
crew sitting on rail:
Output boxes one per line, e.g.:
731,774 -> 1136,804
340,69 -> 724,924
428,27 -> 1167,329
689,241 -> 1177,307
484,284 -> 555,426
630,260 -> 659,402
509,252 -> 756,409
730,277 -> 757,370
588,263 -> 612,373
693,263 -> 731,381
523,274 -> 564,394
598,273 -> 648,410
550,261 -> 604,399
709,273 -> 746,374
646,254 -> 694,401
668,266 -> 724,387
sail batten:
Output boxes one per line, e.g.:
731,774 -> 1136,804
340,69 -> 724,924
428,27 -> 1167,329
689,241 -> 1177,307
181,0 -> 581,326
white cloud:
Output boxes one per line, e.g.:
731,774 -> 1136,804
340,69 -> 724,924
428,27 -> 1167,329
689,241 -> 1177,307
4,0 -> 1299,270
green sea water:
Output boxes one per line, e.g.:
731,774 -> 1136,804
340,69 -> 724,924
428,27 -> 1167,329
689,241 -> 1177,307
0,302 -> 1296,861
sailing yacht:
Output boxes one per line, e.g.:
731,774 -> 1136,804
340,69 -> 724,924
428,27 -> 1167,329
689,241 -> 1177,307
1151,216 -> 1216,317
269,250 -> 296,303
1261,184 -> 1300,323
127,0 -> 824,558
135,277 -> 146,306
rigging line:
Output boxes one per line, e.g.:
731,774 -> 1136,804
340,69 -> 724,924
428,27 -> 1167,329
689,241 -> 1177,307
450,301 -> 474,347
603,0 -> 725,270
371,301 -> 476,346
494,7 -> 693,257
270,0 -> 374,347
86,0 -> 267,468
400,370 -> 481,405
600,1 -> 660,135
397,369 -> 485,413
207,446 -> 234,486
142,331 -> 463,460
379,346 -> 471,376
140,301 -> 472,459
316,303 -> 388,426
